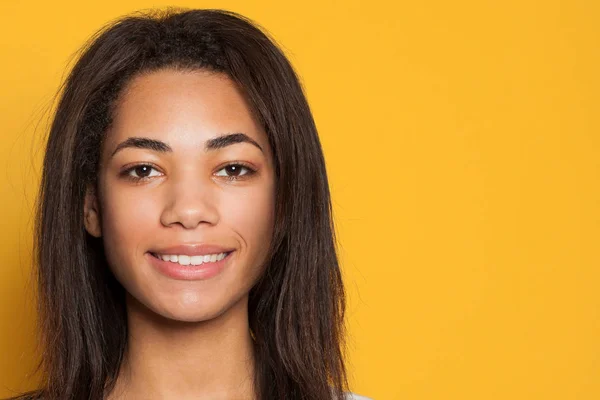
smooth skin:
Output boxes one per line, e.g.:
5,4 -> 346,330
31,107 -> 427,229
83,68 -> 275,399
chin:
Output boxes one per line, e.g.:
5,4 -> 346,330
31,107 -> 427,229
160,308 -> 224,323
142,288 -> 248,324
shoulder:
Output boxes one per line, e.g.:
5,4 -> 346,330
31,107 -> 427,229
2,390 -> 45,400
345,392 -> 373,400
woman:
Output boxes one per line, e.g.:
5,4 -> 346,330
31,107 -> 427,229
7,8 -> 370,400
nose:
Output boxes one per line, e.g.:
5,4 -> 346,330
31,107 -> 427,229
159,175 -> 219,229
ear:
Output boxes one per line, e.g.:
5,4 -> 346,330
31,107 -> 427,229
83,184 -> 102,238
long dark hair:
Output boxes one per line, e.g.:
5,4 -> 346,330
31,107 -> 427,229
7,7 -> 347,400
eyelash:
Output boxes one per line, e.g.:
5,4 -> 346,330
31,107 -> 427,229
120,162 -> 257,183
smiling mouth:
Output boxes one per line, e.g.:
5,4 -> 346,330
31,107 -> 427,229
149,251 -> 234,266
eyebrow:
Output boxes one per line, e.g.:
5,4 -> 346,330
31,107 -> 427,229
109,133 -> 264,159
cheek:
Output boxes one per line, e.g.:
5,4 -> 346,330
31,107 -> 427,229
100,185 -> 160,264
223,183 -> 275,255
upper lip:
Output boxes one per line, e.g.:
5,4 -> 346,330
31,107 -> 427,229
149,244 -> 235,256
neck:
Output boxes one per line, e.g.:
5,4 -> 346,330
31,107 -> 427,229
107,292 -> 256,400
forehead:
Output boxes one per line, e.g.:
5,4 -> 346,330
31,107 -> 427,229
104,68 -> 268,156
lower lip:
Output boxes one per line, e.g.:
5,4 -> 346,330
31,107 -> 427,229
146,251 -> 233,281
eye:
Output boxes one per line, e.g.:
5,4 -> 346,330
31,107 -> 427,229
120,162 -> 256,183
122,164 -> 162,181
215,163 -> 256,181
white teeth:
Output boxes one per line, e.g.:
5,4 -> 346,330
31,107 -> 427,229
154,252 -> 228,266
178,255 -> 191,266
190,255 -> 204,265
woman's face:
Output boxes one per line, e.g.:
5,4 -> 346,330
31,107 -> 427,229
84,68 -> 275,322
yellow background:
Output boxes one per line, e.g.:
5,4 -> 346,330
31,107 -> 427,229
1,1 -> 599,399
